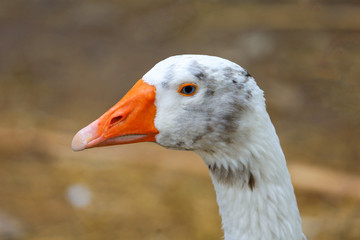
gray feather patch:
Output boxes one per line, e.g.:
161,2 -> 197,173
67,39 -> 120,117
209,164 -> 255,190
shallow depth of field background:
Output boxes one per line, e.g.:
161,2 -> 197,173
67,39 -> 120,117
1,0 -> 360,239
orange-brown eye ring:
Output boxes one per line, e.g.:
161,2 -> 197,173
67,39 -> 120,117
178,83 -> 197,96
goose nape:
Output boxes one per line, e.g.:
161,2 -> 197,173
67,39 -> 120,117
72,54 -> 306,240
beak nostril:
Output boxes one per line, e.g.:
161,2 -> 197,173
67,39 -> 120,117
109,115 -> 123,127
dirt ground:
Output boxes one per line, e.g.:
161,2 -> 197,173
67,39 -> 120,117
0,0 -> 360,239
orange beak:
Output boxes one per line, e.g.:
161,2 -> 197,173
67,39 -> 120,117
72,79 -> 158,151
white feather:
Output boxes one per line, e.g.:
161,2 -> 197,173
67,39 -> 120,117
142,54 -> 306,240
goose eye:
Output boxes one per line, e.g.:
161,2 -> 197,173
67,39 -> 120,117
178,83 -> 197,96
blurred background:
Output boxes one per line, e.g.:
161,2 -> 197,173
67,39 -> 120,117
0,0 -> 359,239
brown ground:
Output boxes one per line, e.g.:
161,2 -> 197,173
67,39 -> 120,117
0,0 -> 360,239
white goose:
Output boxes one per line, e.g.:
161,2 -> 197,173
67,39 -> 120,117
72,55 -> 305,240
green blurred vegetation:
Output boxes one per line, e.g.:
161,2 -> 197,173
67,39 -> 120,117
0,0 -> 359,239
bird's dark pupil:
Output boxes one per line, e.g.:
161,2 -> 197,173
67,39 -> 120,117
183,86 -> 194,94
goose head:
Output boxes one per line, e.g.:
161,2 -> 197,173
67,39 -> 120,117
72,54 -> 264,159
72,55 -> 305,239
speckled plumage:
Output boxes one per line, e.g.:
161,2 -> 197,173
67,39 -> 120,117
143,55 -> 306,240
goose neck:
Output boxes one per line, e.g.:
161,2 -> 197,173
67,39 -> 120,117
198,136 -> 304,240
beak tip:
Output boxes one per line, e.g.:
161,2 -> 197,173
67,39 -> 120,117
71,130 -> 87,151
72,119 -> 102,152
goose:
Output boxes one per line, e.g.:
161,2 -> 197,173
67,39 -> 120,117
72,54 -> 306,240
